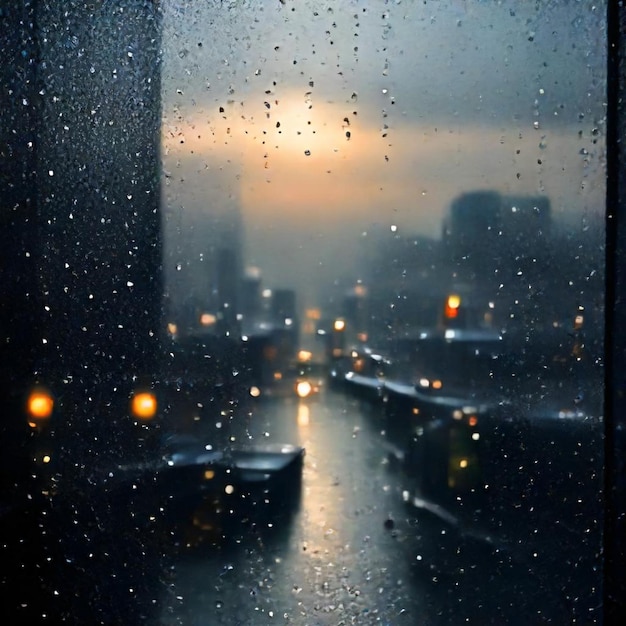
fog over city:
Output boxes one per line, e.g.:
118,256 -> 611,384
160,0 -> 606,313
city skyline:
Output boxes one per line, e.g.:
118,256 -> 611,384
160,0 -> 606,311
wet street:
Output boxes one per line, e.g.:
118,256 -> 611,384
158,388 -> 563,626
162,390 -> 428,625
1,382 -> 589,625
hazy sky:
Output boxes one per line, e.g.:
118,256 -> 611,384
160,0 -> 606,310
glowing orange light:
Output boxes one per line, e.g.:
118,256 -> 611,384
333,319 -> 346,332
468,415 -> 478,427
131,392 -> 157,420
444,294 -> 461,319
200,313 -> 217,326
447,294 -> 461,309
296,380 -> 313,398
298,350 -> 313,362
27,390 -> 54,421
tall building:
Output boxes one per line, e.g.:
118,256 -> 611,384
240,267 -> 262,321
271,288 -> 297,323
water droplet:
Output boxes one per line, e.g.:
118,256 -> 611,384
304,149 -> 311,156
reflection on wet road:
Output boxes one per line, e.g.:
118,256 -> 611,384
162,391 -> 430,625
160,390 -> 561,625
0,385 -> 572,624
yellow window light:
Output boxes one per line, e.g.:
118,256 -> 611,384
131,391 -> 158,420
297,350 -> 312,362
447,294 -> 461,309
199,312 -> 217,326
333,318 -> 346,332
306,308 -> 321,320
27,389 -> 54,421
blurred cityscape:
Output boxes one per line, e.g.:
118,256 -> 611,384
164,189 -> 604,367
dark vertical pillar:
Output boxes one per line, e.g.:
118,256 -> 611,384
1,3 -> 167,621
605,2 -> 626,622
35,0 -> 163,385
0,2 -> 44,492
2,0 -> 164,480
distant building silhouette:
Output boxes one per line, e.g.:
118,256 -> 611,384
442,190 -> 552,285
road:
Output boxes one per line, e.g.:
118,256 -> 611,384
162,390 -> 424,625
158,388 -> 566,625
0,384 -> 580,624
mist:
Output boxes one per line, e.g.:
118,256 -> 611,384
160,0 -> 606,320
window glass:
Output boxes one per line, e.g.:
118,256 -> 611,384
159,1 -> 606,623
0,1 -> 608,623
